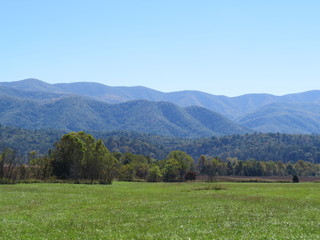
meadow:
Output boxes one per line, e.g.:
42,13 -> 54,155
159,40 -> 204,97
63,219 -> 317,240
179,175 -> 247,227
0,182 -> 319,240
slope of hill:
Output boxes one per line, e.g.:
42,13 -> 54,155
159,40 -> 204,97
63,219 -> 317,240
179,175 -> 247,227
1,126 -> 320,163
2,79 -> 320,119
0,78 -> 62,92
1,78 -> 320,134
238,103 -> 320,134
0,86 -> 69,102
0,96 -> 248,138
54,82 -> 165,103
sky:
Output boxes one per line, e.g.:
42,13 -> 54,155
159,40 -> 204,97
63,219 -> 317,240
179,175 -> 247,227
0,0 -> 319,96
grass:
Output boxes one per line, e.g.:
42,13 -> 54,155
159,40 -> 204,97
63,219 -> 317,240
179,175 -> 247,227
0,182 -> 319,239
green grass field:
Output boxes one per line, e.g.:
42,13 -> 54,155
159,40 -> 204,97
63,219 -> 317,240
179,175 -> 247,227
0,182 -> 319,240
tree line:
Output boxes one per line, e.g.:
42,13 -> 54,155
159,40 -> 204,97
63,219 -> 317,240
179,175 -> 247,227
1,131 -> 320,184
2,126 -> 320,164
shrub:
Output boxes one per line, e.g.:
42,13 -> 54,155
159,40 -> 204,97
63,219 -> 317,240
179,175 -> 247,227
292,175 -> 299,183
147,165 -> 162,182
185,171 -> 197,181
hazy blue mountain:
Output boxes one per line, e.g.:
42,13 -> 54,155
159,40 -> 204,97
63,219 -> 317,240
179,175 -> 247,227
0,96 -> 248,138
2,79 -> 320,119
52,82 -> 320,119
238,103 -> 320,134
279,90 -> 320,103
0,78 -> 62,92
0,86 -> 69,102
54,82 -> 166,103
1,78 -> 320,134
184,106 -> 246,136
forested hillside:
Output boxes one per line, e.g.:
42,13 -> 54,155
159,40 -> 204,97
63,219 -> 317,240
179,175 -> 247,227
1,126 -> 320,163
178,133 -> 320,163
0,126 -> 65,157
238,103 -> 320,133
1,78 -> 320,134
0,96 -> 247,138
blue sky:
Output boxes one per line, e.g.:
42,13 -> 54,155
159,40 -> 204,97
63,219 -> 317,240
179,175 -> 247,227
1,0 -> 319,96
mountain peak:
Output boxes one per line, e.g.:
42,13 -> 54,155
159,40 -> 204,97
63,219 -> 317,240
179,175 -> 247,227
1,79 -> 320,135
0,78 -> 62,92
19,78 -> 44,83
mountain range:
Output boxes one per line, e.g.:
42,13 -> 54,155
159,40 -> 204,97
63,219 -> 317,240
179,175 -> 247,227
0,78 -> 319,136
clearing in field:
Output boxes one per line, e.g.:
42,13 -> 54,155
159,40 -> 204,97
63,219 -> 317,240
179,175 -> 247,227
0,182 -> 319,239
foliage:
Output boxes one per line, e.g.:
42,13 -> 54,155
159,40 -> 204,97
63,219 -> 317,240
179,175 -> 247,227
118,164 -> 135,181
179,133 -> 320,163
2,128 -> 320,183
238,102 -> 320,134
292,175 -> 299,183
160,158 -> 180,182
3,126 -> 320,164
0,148 -> 21,183
117,153 -> 151,181
3,78 -> 320,134
0,125 -> 65,161
147,165 -> 162,182
166,151 -> 194,181
51,132 -> 117,184
29,154 -> 52,180
185,171 -> 197,181
0,96 -> 248,138
52,132 -> 86,179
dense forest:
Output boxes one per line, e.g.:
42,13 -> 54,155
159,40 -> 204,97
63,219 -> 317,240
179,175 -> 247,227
1,131 -> 320,184
2,126 -> 320,163
0,95 -> 248,138
2,79 -> 320,135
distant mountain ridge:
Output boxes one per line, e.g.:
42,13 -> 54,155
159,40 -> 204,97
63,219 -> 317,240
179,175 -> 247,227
238,103 -> 320,134
2,78 -> 320,117
1,78 -> 320,134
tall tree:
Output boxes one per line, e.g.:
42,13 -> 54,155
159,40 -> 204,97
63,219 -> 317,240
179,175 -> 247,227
52,132 -> 86,179
94,140 -> 117,184
0,148 -> 19,182
166,151 -> 193,181
51,132 -> 117,184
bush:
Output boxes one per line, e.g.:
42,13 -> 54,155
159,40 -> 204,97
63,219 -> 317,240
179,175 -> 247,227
147,165 -> 162,182
118,164 -> 135,181
185,171 -> 197,181
292,175 -> 299,183
0,178 -> 14,184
